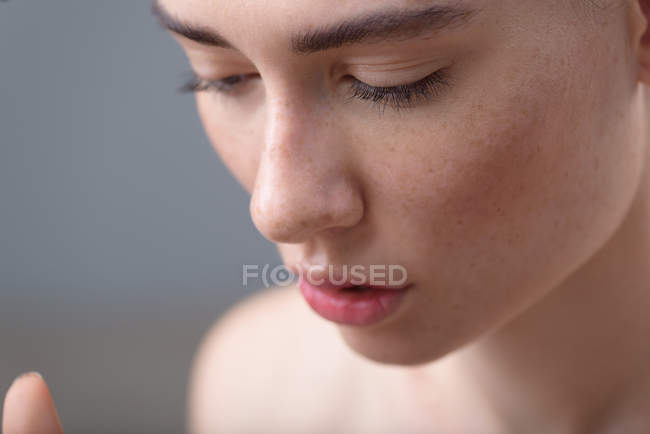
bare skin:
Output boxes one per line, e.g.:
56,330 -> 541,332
186,284 -> 508,433
2,373 -> 63,434
5,0 -> 650,433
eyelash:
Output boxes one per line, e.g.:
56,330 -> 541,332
179,73 -> 254,93
346,69 -> 450,113
179,69 -> 450,112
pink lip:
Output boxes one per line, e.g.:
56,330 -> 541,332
298,277 -> 412,327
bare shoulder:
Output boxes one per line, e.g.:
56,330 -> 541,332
186,284 -> 362,434
186,287 -> 506,433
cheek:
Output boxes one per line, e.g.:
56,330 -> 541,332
363,51 -> 643,328
341,50 -> 646,363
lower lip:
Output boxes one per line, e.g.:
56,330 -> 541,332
298,278 -> 411,327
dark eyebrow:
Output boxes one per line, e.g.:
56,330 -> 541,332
151,0 -> 233,48
291,4 -> 478,54
151,0 -> 478,54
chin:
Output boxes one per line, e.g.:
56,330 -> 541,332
336,322 -> 464,367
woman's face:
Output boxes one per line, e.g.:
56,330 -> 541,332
161,0 -> 648,364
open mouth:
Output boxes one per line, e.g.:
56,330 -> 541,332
340,285 -> 374,293
298,279 -> 413,326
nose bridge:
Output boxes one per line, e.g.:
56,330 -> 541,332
250,95 -> 363,244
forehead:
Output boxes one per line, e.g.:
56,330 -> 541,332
159,0 -> 471,20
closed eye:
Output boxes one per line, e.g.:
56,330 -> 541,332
179,72 -> 259,93
345,68 -> 451,113
179,68 -> 452,113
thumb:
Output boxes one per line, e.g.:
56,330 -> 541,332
2,372 -> 64,434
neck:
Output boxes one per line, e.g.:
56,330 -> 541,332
441,96 -> 650,433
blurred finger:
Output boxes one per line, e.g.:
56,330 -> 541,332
2,372 -> 64,434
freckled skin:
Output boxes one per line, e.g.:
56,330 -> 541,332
339,23 -> 645,363
186,0 -> 646,364
162,0 -> 650,432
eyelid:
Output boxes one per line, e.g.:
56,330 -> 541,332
339,58 -> 450,84
179,64 -> 452,114
345,68 -> 451,113
179,71 -> 259,93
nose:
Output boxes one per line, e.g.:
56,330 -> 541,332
250,97 -> 364,244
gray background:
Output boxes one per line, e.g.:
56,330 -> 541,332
0,1 -> 281,433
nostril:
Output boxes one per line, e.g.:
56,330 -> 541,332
250,184 -> 363,244
252,201 -> 364,244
